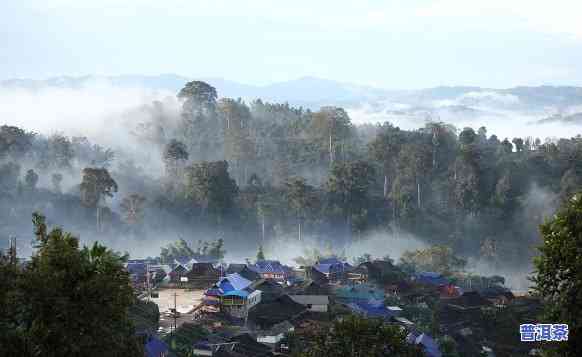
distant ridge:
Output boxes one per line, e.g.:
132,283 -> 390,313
2,74 -> 582,110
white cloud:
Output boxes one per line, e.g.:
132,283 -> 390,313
417,0 -> 582,39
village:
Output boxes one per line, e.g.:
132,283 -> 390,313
128,249 -> 543,357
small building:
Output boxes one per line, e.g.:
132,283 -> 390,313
256,320 -> 295,345
480,285 -> 515,306
311,257 -> 350,283
288,295 -> 329,312
247,295 -> 307,329
249,279 -> 283,302
227,264 -> 261,282
446,291 -> 493,311
204,273 -> 262,318
186,262 -> 220,288
252,260 -> 289,282
346,299 -> 396,320
356,260 -> 403,285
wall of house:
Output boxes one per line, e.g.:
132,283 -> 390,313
257,333 -> 284,344
307,304 -> 328,313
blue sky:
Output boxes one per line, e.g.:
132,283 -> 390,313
1,0 -> 582,89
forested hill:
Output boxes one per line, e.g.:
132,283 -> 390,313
1,80 -> 581,272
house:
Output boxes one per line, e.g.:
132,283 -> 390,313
480,286 -> 515,305
346,299 -> 396,320
311,257 -> 350,283
288,295 -> 329,313
256,320 -> 295,345
356,260 -> 404,285
334,283 -> 385,303
247,295 -> 307,329
252,260 -> 288,282
186,262 -> 220,288
248,279 -> 283,302
407,332 -> 442,357
439,283 -> 463,298
446,291 -> 493,311
144,335 -> 169,357
204,273 -> 262,318
227,264 -> 261,282
226,334 -> 274,357
167,263 -> 190,283
415,272 -> 450,286
290,279 -> 330,296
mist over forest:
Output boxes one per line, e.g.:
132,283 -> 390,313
2,76 -> 582,290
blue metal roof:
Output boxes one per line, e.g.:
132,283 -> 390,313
218,273 -> 252,291
126,262 -> 147,275
347,301 -> 395,319
408,333 -> 442,357
145,336 -> 169,357
253,260 -> 286,274
416,272 -> 449,286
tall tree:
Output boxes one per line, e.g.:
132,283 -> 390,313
327,161 -> 375,238
80,168 -> 118,231
533,193 -> 582,356
24,169 -> 39,191
185,161 -> 238,225
120,193 -> 147,226
5,213 -> 143,356
285,177 -> 316,241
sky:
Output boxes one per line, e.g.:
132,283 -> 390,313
1,0 -> 582,89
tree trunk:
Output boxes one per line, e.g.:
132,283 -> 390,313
298,219 -> 302,242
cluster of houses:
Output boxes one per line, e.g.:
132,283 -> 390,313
127,255 -> 533,357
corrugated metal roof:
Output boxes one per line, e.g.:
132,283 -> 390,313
219,273 -> 252,291
253,260 -> 286,274
288,295 -> 329,305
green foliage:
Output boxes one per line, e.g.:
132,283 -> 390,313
533,193 -> 582,356
0,213 -> 142,356
256,245 -> 266,261
160,239 -> 195,263
185,160 -> 238,224
293,315 -> 424,357
163,323 -> 208,357
80,167 -> 118,208
400,245 -> 466,275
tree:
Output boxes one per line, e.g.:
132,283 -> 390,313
512,137 -> 525,153
399,245 -> 466,275
256,245 -> 266,261
120,193 -> 147,226
2,213 -> 143,356
163,139 -> 189,179
285,177 -> 316,241
80,168 -> 118,231
24,169 -> 39,191
185,161 -> 238,225
293,315 -> 423,356
160,239 -> 196,263
309,106 -> 353,165
51,172 -> 63,193
532,193 -> 582,356
178,81 -> 219,158
208,238 -> 226,260
327,161 -> 375,237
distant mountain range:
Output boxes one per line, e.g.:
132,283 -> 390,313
3,74 -> 582,125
